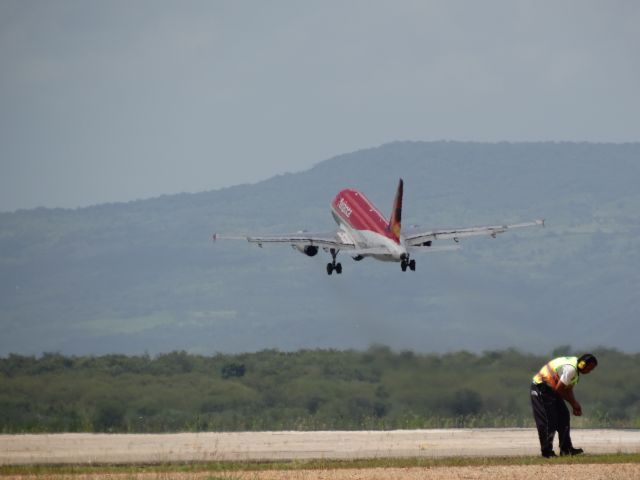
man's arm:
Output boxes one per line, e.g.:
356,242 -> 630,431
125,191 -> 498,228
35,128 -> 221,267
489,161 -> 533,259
555,383 -> 582,416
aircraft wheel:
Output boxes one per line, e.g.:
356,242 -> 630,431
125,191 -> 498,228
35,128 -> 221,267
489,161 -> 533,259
409,259 -> 416,271
336,263 -> 342,274
401,260 -> 407,272
326,263 -> 334,275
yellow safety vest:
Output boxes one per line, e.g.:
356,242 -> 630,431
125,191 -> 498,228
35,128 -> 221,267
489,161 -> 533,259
532,356 -> 579,388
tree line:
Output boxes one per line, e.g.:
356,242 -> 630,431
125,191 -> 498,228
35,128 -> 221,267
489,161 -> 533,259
1,347 -> 638,433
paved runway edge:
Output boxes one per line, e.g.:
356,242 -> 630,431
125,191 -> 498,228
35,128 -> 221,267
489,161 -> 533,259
1,429 -> 639,465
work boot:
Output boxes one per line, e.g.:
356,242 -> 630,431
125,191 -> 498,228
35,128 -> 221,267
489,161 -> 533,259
541,450 -> 557,458
560,447 -> 584,456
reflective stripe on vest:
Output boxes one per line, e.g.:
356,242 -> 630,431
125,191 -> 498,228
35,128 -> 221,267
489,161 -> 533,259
532,356 -> 579,387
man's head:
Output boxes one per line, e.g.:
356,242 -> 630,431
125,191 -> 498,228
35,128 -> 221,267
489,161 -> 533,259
578,353 -> 598,374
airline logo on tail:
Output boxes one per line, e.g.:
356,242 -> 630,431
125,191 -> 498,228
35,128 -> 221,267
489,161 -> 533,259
337,197 -> 353,218
388,178 -> 403,243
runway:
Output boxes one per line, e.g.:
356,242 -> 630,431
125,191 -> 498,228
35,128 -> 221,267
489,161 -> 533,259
1,429 -> 639,465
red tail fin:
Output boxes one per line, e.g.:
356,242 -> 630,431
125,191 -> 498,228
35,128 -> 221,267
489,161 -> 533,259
388,178 -> 403,243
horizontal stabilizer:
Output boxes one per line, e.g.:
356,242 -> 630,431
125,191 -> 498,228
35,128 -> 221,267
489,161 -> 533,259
407,245 -> 461,254
347,247 -> 395,257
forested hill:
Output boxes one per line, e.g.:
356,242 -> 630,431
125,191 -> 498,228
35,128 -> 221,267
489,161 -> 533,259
1,141 -> 639,356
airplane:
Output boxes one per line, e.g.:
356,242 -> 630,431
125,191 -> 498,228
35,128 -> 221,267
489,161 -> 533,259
214,178 -> 544,275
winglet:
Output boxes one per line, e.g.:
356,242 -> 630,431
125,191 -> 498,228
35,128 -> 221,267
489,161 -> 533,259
388,178 -> 403,243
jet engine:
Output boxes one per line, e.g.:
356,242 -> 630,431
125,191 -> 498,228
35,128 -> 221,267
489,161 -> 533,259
294,245 -> 319,257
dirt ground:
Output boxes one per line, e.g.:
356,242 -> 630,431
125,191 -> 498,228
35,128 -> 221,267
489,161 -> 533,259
240,464 -> 640,480
4,464 -> 640,480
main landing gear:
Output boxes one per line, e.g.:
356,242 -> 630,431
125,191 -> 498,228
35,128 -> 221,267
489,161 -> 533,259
326,248 -> 342,275
400,255 -> 416,272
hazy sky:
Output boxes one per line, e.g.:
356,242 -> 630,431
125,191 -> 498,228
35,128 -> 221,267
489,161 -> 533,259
1,1 -> 639,211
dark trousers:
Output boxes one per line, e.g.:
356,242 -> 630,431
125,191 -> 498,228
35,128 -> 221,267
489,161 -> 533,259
530,383 -> 573,454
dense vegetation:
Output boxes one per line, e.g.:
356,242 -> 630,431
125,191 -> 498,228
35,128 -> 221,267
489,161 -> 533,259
1,347 -> 638,433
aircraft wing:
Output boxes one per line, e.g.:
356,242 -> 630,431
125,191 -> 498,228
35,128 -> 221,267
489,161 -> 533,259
215,231 -> 356,249
403,219 -> 544,246
216,232 -> 402,259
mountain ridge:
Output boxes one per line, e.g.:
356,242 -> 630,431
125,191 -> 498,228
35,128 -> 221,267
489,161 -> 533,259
1,141 -> 639,356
